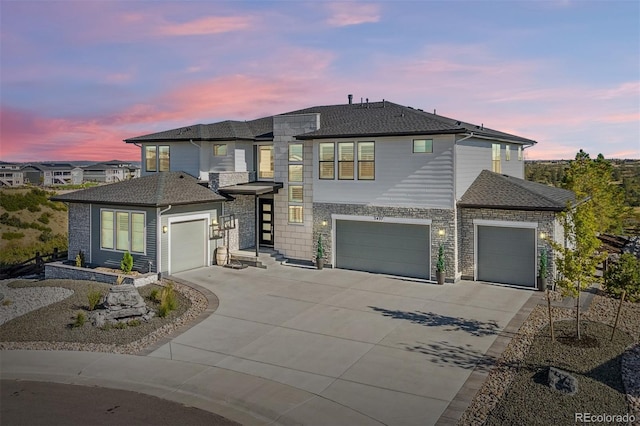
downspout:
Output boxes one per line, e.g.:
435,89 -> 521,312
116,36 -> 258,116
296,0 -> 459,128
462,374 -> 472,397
158,204 -> 172,276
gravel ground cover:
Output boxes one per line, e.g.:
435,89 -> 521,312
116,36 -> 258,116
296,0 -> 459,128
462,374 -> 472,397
459,291 -> 640,426
0,279 -> 207,354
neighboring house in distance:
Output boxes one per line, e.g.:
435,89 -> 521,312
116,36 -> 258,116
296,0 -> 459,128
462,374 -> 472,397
100,160 -> 141,180
38,163 -> 83,186
51,172 -> 227,274
0,162 -> 24,187
56,97 -> 574,287
81,160 -> 140,183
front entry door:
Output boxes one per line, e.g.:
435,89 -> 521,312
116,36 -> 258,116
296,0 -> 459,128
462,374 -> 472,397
259,198 -> 274,246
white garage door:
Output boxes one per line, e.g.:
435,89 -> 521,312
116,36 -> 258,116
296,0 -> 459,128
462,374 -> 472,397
170,219 -> 207,274
477,225 -> 536,287
335,220 -> 430,279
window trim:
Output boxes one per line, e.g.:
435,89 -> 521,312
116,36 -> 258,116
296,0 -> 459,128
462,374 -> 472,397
145,146 -> 157,172
213,144 -> 228,156
319,142 -> 335,180
357,141 -> 375,180
412,139 -> 433,153
100,208 -> 146,254
288,205 -> 304,224
338,142 -> 355,180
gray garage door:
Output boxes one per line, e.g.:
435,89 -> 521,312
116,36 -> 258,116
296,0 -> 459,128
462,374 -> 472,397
335,220 -> 430,279
477,225 -> 535,287
170,219 -> 207,274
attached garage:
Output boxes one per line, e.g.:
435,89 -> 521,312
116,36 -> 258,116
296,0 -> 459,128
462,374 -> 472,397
335,219 -> 430,279
169,218 -> 208,274
476,224 -> 536,287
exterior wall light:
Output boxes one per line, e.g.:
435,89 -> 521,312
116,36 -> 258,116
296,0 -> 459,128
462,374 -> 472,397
162,225 -> 168,233
209,219 -> 223,240
539,232 -> 546,240
438,229 -> 446,236
321,220 -> 328,226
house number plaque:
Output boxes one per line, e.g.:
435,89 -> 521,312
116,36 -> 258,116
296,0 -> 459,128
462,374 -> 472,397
373,216 -> 384,221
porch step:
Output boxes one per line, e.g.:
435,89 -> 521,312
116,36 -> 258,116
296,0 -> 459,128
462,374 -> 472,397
230,248 -> 286,269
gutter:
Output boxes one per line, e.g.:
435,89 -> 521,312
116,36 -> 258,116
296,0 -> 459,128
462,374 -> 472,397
157,204 -> 172,276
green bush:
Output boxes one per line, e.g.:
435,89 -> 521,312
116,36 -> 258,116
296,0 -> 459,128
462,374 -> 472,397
113,322 -> 127,329
37,212 -> 51,224
75,250 -> 85,267
87,290 -> 102,311
128,319 -> 141,327
158,281 -> 178,318
2,232 -> 24,241
72,311 -> 86,328
605,253 -> 640,302
120,251 -> 133,273
149,288 -> 161,303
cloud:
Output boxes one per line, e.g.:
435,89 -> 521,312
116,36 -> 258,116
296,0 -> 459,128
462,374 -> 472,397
156,15 -> 255,36
325,2 -> 381,27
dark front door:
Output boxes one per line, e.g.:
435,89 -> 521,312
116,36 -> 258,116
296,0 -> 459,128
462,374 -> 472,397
259,198 -> 274,246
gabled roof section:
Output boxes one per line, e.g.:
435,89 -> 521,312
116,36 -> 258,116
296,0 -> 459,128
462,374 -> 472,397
458,170 -> 575,211
51,172 -> 226,207
124,100 -> 536,145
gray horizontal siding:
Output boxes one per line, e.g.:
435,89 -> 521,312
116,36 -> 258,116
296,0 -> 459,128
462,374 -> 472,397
313,135 -> 455,208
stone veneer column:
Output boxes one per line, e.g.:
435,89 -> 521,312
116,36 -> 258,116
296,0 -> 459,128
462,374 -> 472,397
273,113 -> 319,261
67,203 -> 91,263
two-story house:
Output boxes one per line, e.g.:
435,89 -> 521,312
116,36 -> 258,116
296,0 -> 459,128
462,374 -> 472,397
0,161 -> 24,187
54,98 -> 574,289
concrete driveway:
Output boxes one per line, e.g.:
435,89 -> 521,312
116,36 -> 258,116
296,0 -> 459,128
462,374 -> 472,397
146,263 -> 532,425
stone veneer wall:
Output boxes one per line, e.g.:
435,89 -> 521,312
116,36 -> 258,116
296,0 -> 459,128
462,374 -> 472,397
67,203 -> 91,263
273,114 -> 319,261
45,262 -> 159,287
459,207 -> 559,282
223,194 -> 255,250
313,203 -> 457,281
208,171 -> 250,192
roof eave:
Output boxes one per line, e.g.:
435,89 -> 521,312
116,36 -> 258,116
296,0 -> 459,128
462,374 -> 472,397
457,203 -> 565,212
295,129 -> 463,140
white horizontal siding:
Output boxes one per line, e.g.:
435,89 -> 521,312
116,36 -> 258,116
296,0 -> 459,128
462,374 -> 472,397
455,138 -> 492,200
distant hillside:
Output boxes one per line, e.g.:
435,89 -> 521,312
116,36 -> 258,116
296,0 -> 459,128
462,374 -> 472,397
0,187 -> 68,265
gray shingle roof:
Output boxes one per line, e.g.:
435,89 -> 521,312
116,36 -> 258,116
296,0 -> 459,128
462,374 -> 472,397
51,172 -> 226,207
124,100 -> 536,145
458,170 -> 575,211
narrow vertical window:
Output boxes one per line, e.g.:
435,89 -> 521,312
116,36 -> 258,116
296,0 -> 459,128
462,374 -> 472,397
357,141 -> 375,180
288,206 -> 303,223
289,164 -> 303,182
258,145 -> 274,179
289,144 -> 303,161
145,146 -> 157,172
505,145 -> 511,161
338,142 -> 354,180
289,185 -> 303,202
131,213 -> 145,253
492,143 -> 501,173
101,210 -> 114,249
116,212 -> 130,251
518,146 -> 523,161
158,146 -> 170,172
319,142 -> 335,179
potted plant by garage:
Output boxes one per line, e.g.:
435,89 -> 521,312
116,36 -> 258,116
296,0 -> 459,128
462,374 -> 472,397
436,244 -> 445,285
537,248 -> 548,291
316,235 -> 325,270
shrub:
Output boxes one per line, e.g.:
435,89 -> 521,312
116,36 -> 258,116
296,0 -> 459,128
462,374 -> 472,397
113,322 -> 127,329
72,312 -> 86,328
87,290 -> 102,311
39,230 -> 53,242
436,244 -> 445,272
158,281 -> 178,317
605,253 -> 640,302
37,212 -> 51,224
2,232 -> 24,241
75,250 -> 85,267
149,288 -> 161,303
2,299 -> 13,306
120,251 -> 133,273
128,319 -> 141,327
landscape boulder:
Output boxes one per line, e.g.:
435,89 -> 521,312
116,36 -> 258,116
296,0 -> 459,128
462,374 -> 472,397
548,367 -> 578,395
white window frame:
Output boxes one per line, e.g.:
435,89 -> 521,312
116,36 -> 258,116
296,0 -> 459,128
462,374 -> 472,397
100,208 -> 146,254
413,139 -> 433,153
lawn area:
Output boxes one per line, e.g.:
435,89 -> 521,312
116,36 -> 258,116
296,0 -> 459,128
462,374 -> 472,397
485,320 -> 634,426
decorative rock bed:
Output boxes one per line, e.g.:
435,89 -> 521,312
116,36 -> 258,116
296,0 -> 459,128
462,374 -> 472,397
45,261 -> 159,287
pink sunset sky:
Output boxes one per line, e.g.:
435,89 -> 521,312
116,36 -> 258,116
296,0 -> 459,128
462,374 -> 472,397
1,1 -> 638,162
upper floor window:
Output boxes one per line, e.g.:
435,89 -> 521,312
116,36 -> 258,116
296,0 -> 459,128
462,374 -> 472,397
413,139 -> 433,153
492,143 -> 501,173
145,145 -> 170,172
358,142 -> 375,180
289,144 -> 303,162
319,143 -> 335,179
258,145 -> 274,179
505,145 -> 511,161
518,146 -> 523,161
338,142 -> 354,180
213,144 -> 227,156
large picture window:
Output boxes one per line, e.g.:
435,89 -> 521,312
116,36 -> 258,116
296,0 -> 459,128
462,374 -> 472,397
338,142 -> 354,180
358,142 -> 375,180
101,209 -> 145,253
319,142 -> 335,179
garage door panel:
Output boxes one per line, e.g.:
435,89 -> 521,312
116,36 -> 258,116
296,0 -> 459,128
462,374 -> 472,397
170,219 -> 207,274
336,220 -> 430,279
477,225 -> 535,287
